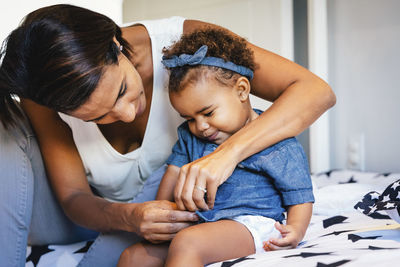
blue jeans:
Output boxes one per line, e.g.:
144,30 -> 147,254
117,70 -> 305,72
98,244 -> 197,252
0,115 -> 164,267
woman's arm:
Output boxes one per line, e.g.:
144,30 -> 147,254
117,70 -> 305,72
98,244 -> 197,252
264,203 -> 313,250
21,99 -> 197,242
174,20 -> 335,211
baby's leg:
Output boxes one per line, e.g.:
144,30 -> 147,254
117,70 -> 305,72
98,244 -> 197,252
165,220 -> 255,267
117,241 -> 169,267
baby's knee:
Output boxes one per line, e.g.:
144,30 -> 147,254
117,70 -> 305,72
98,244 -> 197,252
166,228 -> 207,266
118,245 -> 136,267
117,243 -> 149,267
169,227 -> 202,256
118,242 -> 167,267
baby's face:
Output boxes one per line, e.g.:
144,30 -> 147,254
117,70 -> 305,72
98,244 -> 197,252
170,78 -> 251,144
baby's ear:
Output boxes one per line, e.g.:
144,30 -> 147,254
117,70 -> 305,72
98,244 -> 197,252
235,76 -> 251,102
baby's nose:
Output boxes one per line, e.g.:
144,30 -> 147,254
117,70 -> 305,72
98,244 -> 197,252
197,120 -> 209,132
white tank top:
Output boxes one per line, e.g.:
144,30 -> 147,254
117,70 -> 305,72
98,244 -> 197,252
59,17 -> 185,202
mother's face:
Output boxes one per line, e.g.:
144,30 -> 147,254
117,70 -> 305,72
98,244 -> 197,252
69,54 -> 146,124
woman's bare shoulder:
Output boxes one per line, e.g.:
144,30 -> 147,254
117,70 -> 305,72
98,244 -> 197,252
183,19 -> 215,34
122,23 -> 150,49
20,99 -> 74,144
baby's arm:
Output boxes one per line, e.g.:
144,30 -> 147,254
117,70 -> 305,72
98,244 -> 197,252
264,202 -> 313,251
156,165 -> 180,201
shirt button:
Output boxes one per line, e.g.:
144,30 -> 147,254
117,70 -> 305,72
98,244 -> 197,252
238,163 -> 244,168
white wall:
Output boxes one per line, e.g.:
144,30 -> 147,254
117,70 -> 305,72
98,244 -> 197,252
5,1 -> 397,172
0,0 -> 123,46
328,0 -> 400,172
124,0 -> 400,173
123,0 -> 292,57
123,0 -> 293,111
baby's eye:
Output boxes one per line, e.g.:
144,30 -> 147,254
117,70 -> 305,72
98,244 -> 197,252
187,118 -> 195,123
204,111 -> 213,117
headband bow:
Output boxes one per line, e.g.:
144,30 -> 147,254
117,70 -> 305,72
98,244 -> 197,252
162,45 -> 208,67
162,45 -> 254,80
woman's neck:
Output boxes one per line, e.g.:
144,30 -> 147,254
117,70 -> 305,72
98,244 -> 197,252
121,24 -> 153,86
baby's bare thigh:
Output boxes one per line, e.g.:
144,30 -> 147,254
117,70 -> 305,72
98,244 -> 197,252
170,219 -> 255,263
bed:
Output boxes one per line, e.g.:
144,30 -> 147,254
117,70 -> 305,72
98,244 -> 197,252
26,170 -> 400,267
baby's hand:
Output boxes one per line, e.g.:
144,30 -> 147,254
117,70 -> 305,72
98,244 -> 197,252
263,222 -> 303,251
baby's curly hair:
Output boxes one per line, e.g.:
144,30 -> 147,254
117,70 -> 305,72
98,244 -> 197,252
163,27 -> 257,92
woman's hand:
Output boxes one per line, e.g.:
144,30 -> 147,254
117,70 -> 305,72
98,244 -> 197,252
127,200 -> 198,243
173,145 -> 239,211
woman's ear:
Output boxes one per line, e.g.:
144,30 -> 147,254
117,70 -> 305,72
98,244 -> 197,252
113,36 -> 120,45
235,76 -> 251,102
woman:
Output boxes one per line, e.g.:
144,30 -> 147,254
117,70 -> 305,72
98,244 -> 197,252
0,4 -> 335,267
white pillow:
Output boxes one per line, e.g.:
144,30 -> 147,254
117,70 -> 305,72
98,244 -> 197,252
312,183 -> 384,216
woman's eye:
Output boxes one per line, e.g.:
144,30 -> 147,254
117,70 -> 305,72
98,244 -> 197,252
118,83 -> 127,98
187,118 -> 195,123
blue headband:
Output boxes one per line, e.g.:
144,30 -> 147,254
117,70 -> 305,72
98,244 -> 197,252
161,45 -> 254,80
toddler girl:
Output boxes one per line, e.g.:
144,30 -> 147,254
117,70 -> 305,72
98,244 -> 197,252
117,28 -> 314,267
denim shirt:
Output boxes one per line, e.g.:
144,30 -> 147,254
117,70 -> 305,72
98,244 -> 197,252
166,110 -> 314,222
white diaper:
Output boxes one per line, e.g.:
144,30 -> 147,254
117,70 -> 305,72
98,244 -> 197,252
233,215 -> 282,253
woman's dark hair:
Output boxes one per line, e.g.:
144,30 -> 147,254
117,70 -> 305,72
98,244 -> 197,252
0,4 -> 132,128
162,28 -> 257,93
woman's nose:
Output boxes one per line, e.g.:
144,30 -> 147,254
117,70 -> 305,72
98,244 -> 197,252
115,102 -> 136,123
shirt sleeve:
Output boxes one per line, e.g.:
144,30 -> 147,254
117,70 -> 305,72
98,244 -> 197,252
165,123 -> 191,168
247,138 -> 315,206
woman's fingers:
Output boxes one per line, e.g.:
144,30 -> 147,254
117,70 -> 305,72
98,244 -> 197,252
174,150 -> 236,211
141,222 -> 192,243
192,175 -> 209,211
141,201 -> 198,223
148,222 -> 193,234
205,177 -> 218,209
156,209 -> 198,223
174,168 -> 187,210
133,200 -> 198,243
180,165 -> 198,211
175,163 -> 210,211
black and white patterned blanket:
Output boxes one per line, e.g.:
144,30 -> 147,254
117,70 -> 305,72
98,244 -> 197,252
26,170 -> 400,267
354,179 -> 400,223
